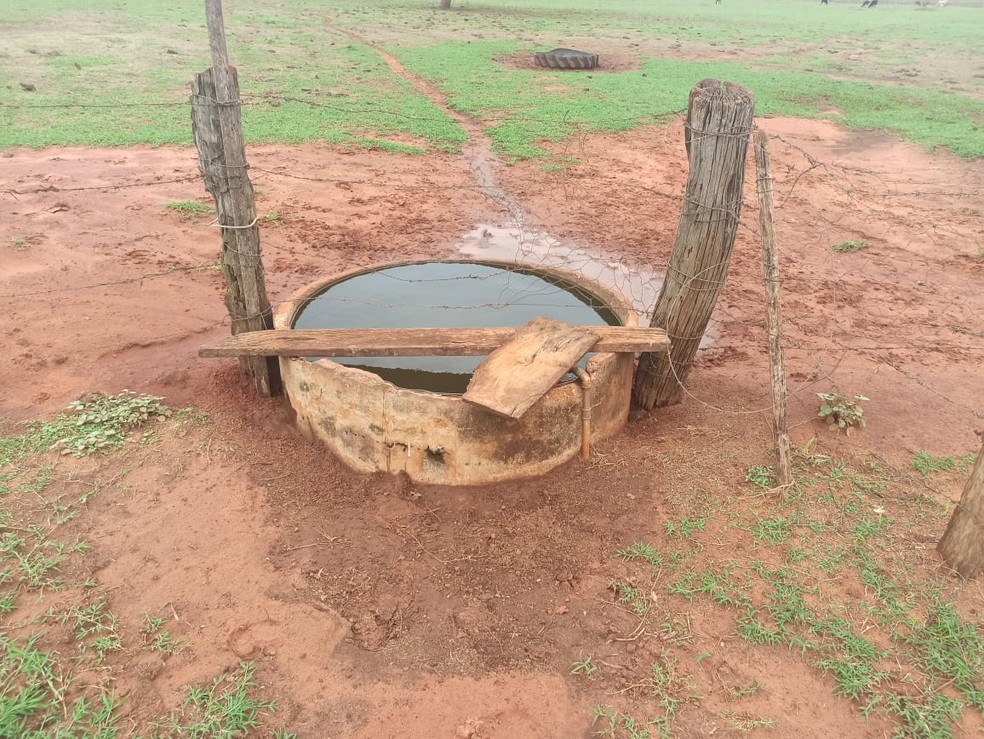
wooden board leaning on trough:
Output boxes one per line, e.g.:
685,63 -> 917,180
461,318 -> 601,420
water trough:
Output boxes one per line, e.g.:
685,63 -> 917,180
275,259 -> 638,485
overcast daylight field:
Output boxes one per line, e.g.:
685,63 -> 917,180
1,0 -> 983,737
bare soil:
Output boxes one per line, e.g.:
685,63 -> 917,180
1,116 -> 982,736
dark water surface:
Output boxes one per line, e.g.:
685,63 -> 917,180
292,262 -> 621,393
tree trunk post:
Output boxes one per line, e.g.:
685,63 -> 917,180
439,0 -> 453,8
192,0 -> 280,396
938,436 -> 984,579
633,79 -> 755,409
753,129 -> 793,488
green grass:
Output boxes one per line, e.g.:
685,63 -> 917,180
165,200 -> 213,217
911,450 -> 975,477
0,633 -> 123,738
151,662 -> 276,737
832,240 -> 869,253
63,600 -> 124,664
0,400 -> 287,737
1,0 -> 982,156
571,652 -> 598,679
604,450 -> 984,738
396,41 -> 984,158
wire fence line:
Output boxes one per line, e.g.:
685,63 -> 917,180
0,94 -> 683,128
2,119 -> 981,425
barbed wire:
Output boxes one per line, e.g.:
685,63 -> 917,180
0,265 -> 212,300
2,112 -> 980,425
0,94 -> 682,129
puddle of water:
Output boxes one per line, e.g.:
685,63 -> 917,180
456,223 -> 719,348
456,223 -> 662,322
293,261 -> 620,394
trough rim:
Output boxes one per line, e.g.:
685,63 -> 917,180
273,256 -> 638,395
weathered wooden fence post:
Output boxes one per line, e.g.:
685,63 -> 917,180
191,0 -> 280,396
633,79 -> 755,409
753,129 -> 793,488
938,436 -> 984,579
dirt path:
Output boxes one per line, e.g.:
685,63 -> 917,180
334,27 -> 525,225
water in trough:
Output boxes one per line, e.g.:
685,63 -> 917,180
291,261 -> 621,394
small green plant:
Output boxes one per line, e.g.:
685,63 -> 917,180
4,236 -> 28,250
164,199 -> 213,217
142,612 -> 182,655
832,240 -> 869,253
616,542 -> 663,567
723,712 -> 777,733
910,450 -> 973,477
645,653 -> 692,717
590,704 -> 658,739
744,465 -> 775,489
728,681 -> 764,699
64,600 -> 123,664
53,391 -> 171,456
259,210 -> 284,226
816,393 -> 868,434
152,662 -> 277,736
751,517 -> 793,546
571,652 -> 598,678
664,518 -> 706,538
883,693 -> 963,737
609,579 -> 650,616
666,569 -> 698,602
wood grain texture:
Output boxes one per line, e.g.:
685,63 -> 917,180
938,439 -> 984,578
199,326 -> 670,358
462,318 -> 600,419
754,129 -> 793,488
192,0 -> 279,395
634,78 -> 755,409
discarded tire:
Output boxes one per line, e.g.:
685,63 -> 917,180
533,48 -> 599,70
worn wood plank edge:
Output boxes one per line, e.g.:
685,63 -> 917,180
199,326 -> 670,358
462,318 -> 600,419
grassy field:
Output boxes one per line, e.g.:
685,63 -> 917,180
1,0 -> 982,155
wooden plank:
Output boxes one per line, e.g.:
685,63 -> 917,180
198,326 -> 670,358
462,318 -> 600,419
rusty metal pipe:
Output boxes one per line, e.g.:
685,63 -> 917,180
576,368 -> 593,460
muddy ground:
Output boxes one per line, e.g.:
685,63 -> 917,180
1,116 -> 983,736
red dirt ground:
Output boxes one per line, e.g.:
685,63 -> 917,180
1,117 -> 982,737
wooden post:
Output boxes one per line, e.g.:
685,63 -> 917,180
633,79 -> 755,409
191,0 -> 280,396
753,129 -> 793,488
938,436 -> 984,579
